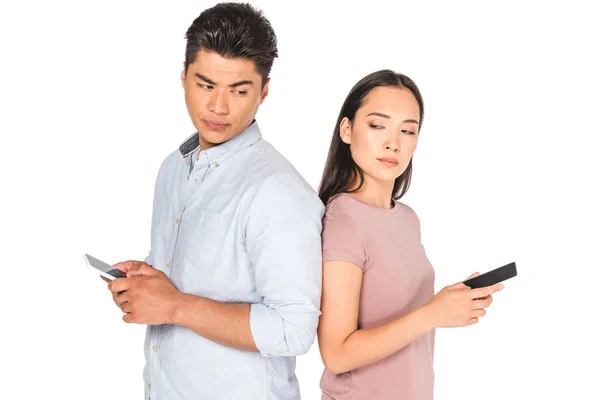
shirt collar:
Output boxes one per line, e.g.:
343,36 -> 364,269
179,120 -> 262,167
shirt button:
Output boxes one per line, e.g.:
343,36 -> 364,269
175,217 -> 180,224
152,345 -> 158,352
148,383 -> 151,389
166,263 -> 171,268
214,162 -> 220,167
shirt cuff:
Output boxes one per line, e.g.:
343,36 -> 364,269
144,252 -> 153,266
249,303 -> 287,356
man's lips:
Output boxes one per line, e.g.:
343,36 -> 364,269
202,119 -> 230,130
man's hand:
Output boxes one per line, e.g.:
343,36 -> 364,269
98,260 -> 150,284
106,265 -> 184,325
114,260 -> 149,277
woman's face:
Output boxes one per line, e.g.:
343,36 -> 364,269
341,86 -> 421,186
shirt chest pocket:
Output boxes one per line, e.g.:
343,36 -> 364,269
180,209 -> 230,268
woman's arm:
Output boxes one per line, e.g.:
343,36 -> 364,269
317,260 -> 436,374
317,261 -> 501,374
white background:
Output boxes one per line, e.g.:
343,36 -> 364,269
1,0 -> 598,399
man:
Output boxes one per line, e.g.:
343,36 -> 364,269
104,3 -> 324,399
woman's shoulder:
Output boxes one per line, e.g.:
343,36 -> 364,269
397,200 -> 417,217
395,201 -> 422,236
324,193 -> 362,222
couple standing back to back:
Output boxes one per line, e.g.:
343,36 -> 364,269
104,3 -> 504,400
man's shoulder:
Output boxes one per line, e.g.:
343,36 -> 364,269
155,134 -> 195,174
247,139 -> 312,190
244,139 -> 323,211
152,148 -> 183,180
249,139 -> 298,175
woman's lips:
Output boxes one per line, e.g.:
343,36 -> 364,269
377,158 -> 399,167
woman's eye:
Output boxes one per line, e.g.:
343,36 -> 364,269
401,129 -> 416,135
369,124 -> 385,129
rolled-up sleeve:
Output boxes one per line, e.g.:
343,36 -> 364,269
144,250 -> 153,267
245,172 -> 324,357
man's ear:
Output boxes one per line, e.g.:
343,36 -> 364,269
260,78 -> 270,104
181,62 -> 187,88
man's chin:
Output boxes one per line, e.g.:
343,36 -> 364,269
198,132 -> 236,149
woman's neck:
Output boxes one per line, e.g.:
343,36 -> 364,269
348,176 -> 395,209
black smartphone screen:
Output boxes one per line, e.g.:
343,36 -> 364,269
463,262 -> 517,288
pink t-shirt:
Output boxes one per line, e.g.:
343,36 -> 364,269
320,193 -> 436,400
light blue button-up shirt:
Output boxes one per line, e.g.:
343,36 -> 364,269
141,121 -> 324,399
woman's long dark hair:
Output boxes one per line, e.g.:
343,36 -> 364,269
318,69 -> 424,206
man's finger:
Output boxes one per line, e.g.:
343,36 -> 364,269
127,264 -> 156,278
112,261 -> 129,272
111,292 -> 120,307
120,302 -> 132,313
100,275 -> 111,283
108,277 -> 133,293
471,283 -> 504,299
115,291 -> 130,306
125,264 -> 143,277
123,312 -> 137,324
113,260 -> 137,272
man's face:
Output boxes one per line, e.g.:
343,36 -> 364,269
181,49 -> 269,150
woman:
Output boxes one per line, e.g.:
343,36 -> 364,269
317,69 -> 504,400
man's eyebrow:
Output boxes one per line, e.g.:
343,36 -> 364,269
367,112 -> 420,124
195,74 -> 253,88
229,80 -> 253,88
196,73 -> 215,85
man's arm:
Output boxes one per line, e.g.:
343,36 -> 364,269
115,172 -> 324,354
244,172 -> 324,356
171,296 -> 257,351
176,172 -> 323,355
109,264 -> 258,352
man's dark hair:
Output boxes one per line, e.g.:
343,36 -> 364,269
184,2 -> 278,86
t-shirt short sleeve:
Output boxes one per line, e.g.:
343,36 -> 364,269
321,206 -> 366,269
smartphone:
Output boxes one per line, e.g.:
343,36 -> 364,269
463,262 -> 517,289
83,253 -> 124,280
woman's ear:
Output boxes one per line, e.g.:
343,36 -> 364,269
340,117 -> 352,145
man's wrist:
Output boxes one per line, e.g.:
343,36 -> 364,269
168,292 -> 197,326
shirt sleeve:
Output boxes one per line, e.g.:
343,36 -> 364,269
144,250 -> 153,267
245,172 -> 325,357
143,154 -> 170,269
321,206 -> 367,269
